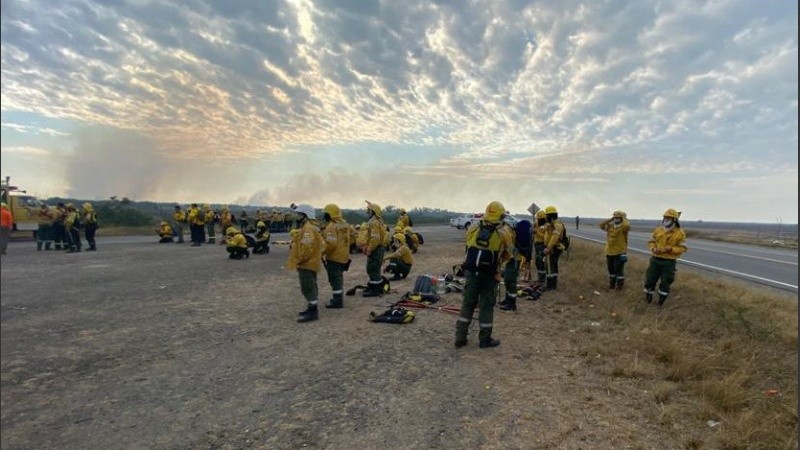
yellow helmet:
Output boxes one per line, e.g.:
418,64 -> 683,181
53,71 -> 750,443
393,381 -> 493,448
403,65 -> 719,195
544,205 -> 557,215
226,227 -> 238,236
160,221 -> 168,226
535,210 -> 546,219
613,210 -> 626,218
82,202 -> 93,212
222,205 -> 230,211
398,208 -> 406,214
393,233 -> 406,244
203,204 -> 210,210
484,201 -> 506,223
365,200 -> 382,218
323,204 -> 342,219
663,208 -> 681,219
0,202 -> 7,208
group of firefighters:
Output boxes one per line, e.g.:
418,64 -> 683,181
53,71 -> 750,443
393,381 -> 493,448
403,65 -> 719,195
2,198 -> 687,350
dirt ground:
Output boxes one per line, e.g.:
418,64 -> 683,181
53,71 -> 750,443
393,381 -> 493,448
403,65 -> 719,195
2,226 -> 713,449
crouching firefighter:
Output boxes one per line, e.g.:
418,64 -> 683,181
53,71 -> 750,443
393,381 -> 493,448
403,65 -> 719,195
383,233 -> 413,280
361,201 -> 388,297
252,219 -> 271,254
455,201 -> 513,349
287,204 -> 324,322
321,203 -> 351,309
225,227 -> 249,259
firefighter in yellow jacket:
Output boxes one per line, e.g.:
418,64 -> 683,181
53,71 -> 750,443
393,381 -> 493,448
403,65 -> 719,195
64,203 -> 82,253
455,201 -> 513,349
542,205 -> 566,290
321,204 -> 351,308
225,227 -> 249,259
383,233 -> 414,280
599,210 -> 630,290
533,210 -> 547,282
396,208 -> 411,229
172,205 -> 187,244
82,202 -> 99,251
287,204 -> 324,322
158,221 -> 174,243
361,201 -> 387,297
204,204 -> 217,244
644,208 -> 688,306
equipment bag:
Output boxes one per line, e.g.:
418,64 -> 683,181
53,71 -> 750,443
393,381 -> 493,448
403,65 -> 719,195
560,227 -> 570,251
370,307 -> 415,324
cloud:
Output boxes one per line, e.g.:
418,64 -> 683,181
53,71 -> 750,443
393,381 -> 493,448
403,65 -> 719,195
1,145 -> 50,156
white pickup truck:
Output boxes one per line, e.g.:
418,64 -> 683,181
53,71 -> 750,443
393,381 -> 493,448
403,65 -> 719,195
450,213 -> 519,230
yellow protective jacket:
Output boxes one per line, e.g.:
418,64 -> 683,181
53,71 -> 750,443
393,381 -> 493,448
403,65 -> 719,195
227,232 -> 248,249
364,217 -> 386,254
37,207 -> 54,226
534,222 -> 546,244
647,227 -> 688,260
396,213 -> 410,229
159,223 -> 173,237
173,210 -> 187,224
255,221 -> 270,242
384,244 -> 414,265
543,220 -> 566,251
286,221 -> 323,272
204,209 -> 216,223
599,218 -> 630,256
188,207 -> 205,226
220,211 -> 233,228
64,210 -> 79,229
403,226 -> 420,247
322,219 -> 351,264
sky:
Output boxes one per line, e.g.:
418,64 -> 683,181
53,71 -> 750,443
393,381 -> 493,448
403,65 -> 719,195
1,0 -> 797,223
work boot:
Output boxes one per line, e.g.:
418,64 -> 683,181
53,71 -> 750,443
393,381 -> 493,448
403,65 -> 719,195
479,338 -> 501,348
208,237 -> 216,244
615,278 -> 625,290
297,305 -> 319,323
325,293 -> 344,309
455,320 -> 469,348
45,242 -> 52,251
498,295 -> 516,311
37,242 -> 43,251
88,244 -> 96,251
245,250 -> 250,259
55,244 -> 62,250
361,284 -> 380,297
658,294 -> 668,307
454,339 -> 468,348
609,278 -> 616,290
645,292 -> 654,304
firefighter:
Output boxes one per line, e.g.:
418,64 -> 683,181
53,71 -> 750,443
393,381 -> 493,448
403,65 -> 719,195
187,203 -> 205,246
172,205 -> 187,244
225,227 -> 249,259
36,204 -> 55,251
361,201 -> 387,297
396,208 -> 411,229
599,210 -> 630,290
533,210 -> 547,282
0,202 -> 11,255
321,203 -> 351,308
287,204 -> 324,322
82,202 -> 99,251
383,233 -> 413,280
644,208 -> 688,306
455,201 -> 513,349
542,205 -> 566,290
204,204 -> 217,244
219,206 -> 234,244
253,219 -> 270,254
403,225 -> 421,253
158,221 -> 174,243
64,203 -> 82,253
52,202 -> 67,250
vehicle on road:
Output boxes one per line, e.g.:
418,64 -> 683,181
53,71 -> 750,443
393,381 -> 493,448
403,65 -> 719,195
450,213 -> 519,230
1,176 -> 43,238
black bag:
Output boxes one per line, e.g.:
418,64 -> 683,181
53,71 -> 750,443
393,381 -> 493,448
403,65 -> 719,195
370,307 -> 415,324
560,227 -> 570,250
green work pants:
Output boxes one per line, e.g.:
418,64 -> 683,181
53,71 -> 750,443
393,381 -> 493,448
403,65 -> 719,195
644,257 -> 677,296
298,268 -> 318,304
455,270 -> 498,342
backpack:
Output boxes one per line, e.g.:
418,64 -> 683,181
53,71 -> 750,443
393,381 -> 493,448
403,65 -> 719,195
464,222 -> 500,274
369,307 -> 415,324
514,220 -> 533,254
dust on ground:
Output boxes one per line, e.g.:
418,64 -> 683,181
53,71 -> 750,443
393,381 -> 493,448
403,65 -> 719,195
2,226 -> 706,449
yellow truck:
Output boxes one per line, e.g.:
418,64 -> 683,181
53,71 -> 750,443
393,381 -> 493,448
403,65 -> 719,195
1,176 -> 43,238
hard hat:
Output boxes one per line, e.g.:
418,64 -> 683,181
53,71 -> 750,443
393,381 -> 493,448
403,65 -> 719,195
323,204 -> 342,219
394,225 -> 404,233
160,221 -> 167,226
222,205 -> 230,211
398,208 -> 406,214
0,202 -> 7,208
256,220 -> 266,228
226,227 -> 239,236
544,206 -> 558,215
203,204 -> 210,210
394,233 -> 406,244
404,226 -> 413,232
293,203 -> 316,220
663,208 -> 681,219
535,210 -> 546,219
613,210 -> 626,218
82,202 -> 93,211
484,201 -> 506,223
66,203 -> 75,209
365,200 -> 382,218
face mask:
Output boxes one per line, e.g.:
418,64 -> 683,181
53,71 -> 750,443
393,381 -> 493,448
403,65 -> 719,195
324,213 -> 332,222
613,218 -> 622,225
662,218 -> 674,228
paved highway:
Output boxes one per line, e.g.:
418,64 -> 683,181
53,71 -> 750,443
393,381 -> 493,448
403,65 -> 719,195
569,227 -> 798,295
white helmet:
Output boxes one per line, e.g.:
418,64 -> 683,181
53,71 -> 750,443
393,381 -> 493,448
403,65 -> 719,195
293,203 -> 316,220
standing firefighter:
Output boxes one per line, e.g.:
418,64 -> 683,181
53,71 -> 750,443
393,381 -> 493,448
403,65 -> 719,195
542,205 -> 566,290
64,203 -> 82,253
52,202 -> 67,250
321,204 -> 351,309
82,202 -> 99,251
533,210 -> 548,283
204,204 -> 217,244
36,204 -> 55,251
644,209 -> 688,306
455,201 -> 513,349
499,219 -> 533,312
188,203 -> 205,246
599,210 -> 630,290
361,201 -> 387,297
287,204 -> 324,322
172,205 -> 186,244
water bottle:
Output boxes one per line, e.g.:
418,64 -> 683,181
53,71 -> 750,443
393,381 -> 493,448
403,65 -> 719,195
436,276 -> 446,294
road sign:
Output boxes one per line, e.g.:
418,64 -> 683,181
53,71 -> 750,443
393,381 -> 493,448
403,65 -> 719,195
527,202 -> 540,215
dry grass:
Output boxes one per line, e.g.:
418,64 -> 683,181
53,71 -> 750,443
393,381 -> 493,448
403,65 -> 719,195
562,241 -> 798,449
